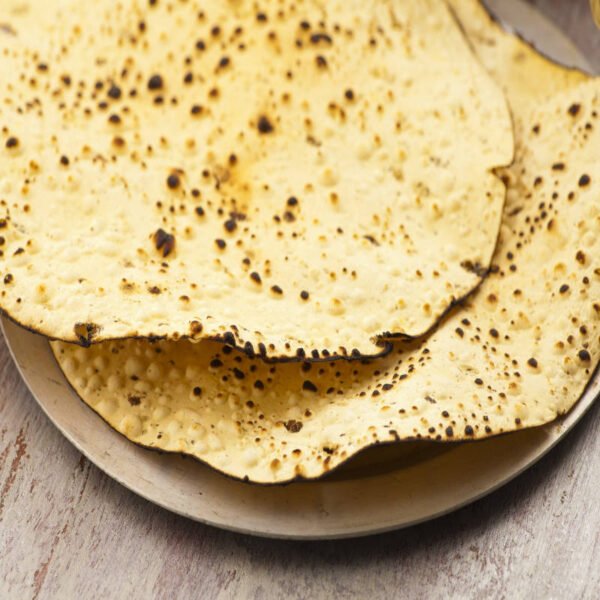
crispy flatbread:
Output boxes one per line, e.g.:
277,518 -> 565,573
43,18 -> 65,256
53,75 -> 600,482
0,0 -> 512,359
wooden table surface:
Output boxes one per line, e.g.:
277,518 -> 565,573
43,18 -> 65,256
1,2 -> 599,599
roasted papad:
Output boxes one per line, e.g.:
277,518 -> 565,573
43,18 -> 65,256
0,0 -> 512,359
53,77 -> 600,482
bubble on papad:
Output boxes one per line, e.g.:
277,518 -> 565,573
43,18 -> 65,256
0,0 -> 512,359
53,80 -> 600,483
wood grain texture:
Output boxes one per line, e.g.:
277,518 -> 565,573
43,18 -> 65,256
1,2 -> 599,599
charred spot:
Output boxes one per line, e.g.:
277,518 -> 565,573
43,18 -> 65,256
578,174 -> 591,187
460,260 -> 487,277
578,349 -> 591,362
215,238 -> 227,250
190,320 -> 203,336
315,55 -> 328,68
6,137 -> 19,149
148,74 -> 164,91
232,367 -> 245,380
527,358 -> 538,368
127,394 -> 141,406
567,103 -> 581,117
300,290 -> 309,300
166,173 -> 181,189
148,286 -> 161,294
559,284 -> 570,294
302,380 -> 318,392
551,162 -> 565,171
284,420 -> 303,433
193,386 -> 202,396
107,84 -> 122,100
73,322 -> 101,347
250,271 -> 262,284
224,219 -> 237,232
217,56 -> 231,70
257,115 -> 274,134
445,426 -> 454,438
310,32 -> 333,44
153,228 -> 175,257
210,358 -> 223,368
363,235 -> 379,246
464,425 -> 474,436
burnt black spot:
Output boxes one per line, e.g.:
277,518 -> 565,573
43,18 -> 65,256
224,219 -> 237,232
578,349 -> 591,362
148,74 -> 164,90
460,260 -> 487,277
284,420 -> 303,433
578,174 -> 591,187
107,84 -> 122,100
257,115 -> 274,134
167,173 -> 181,189
302,380 -> 318,392
73,322 -> 101,347
153,228 -> 175,257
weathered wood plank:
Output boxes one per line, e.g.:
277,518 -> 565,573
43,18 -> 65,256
1,2 -> 599,599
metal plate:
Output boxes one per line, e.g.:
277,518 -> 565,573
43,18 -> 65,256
1,0 -> 596,540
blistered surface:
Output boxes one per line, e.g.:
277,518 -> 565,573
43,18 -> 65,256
53,82 -> 600,482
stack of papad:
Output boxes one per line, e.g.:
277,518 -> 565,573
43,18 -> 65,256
2,0 -> 598,484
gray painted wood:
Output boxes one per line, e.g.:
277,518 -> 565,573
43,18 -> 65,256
1,2 -> 599,599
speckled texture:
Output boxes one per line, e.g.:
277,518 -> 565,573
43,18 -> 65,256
0,0 -> 512,359
52,77 -> 600,482
450,0 -> 589,124
1,1 -> 599,597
